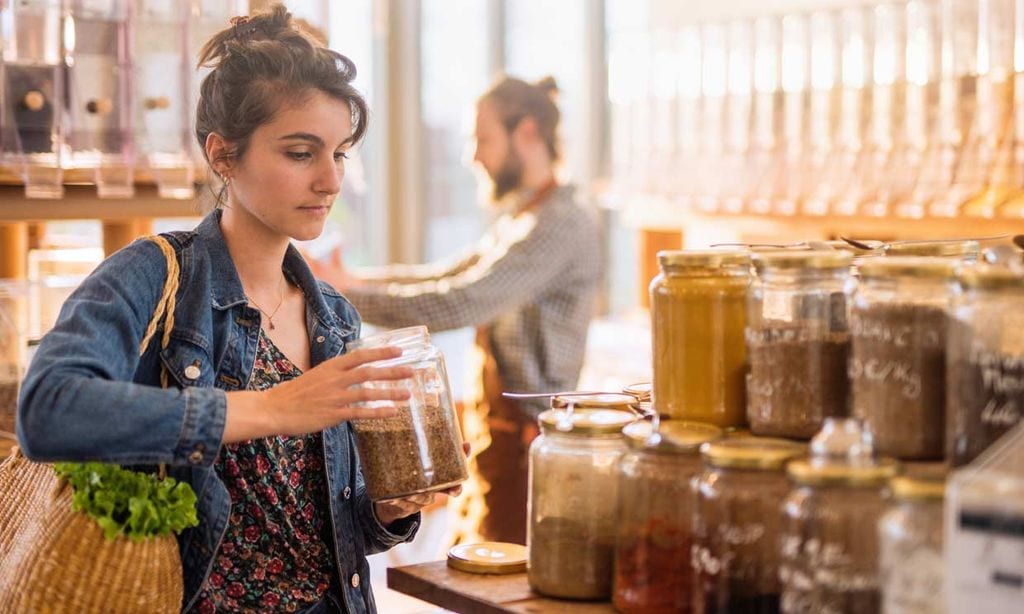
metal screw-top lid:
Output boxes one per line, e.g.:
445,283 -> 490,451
622,382 -> 652,403
890,475 -> 946,501
623,420 -> 723,453
657,250 -> 751,270
551,392 -> 637,412
787,418 -> 900,486
538,408 -> 636,436
858,256 -> 959,280
447,542 -> 527,575
884,240 -> 980,258
752,249 -> 854,272
700,436 -> 805,471
957,265 -> 1024,290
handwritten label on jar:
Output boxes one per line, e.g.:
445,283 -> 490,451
948,340 -> 1024,465
881,547 -> 944,614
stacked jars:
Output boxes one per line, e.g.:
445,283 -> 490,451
850,257 -> 958,460
693,436 -> 805,612
747,250 -> 855,439
650,250 -> 751,427
527,406 -> 635,599
879,475 -> 946,614
781,419 -> 899,613
947,266 -> 1024,466
347,326 -> 468,501
613,420 -> 722,613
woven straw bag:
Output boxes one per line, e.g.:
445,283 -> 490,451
0,236 -> 186,613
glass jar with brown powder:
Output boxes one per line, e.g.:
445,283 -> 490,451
850,257 -> 957,460
747,250 -> 855,439
650,250 -> 751,427
947,266 -> 1024,466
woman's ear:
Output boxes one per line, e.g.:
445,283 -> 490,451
205,132 -> 235,177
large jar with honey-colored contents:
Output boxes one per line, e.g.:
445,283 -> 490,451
692,436 -> 806,612
613,420 -> 723,614
650,250 -> 751,427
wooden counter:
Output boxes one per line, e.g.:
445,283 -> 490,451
387,561 -> 615,614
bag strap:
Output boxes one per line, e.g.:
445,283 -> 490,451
137,236 -> 180,390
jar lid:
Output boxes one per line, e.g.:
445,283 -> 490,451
858,256 -> 959,280
958,265 -> 1024,290
551,393 -> 637,412
538,408 -> 636,436
623,420 -> 723,453
621,382 -> 652,402
890,475 -> 946,501
787,458 -> 900,486
657,250 -> 751,270
446,542 -> 527,574
752,249 -> 854,272
884,240 -> 980,258
700,437 -> 805,470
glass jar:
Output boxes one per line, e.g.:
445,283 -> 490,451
527,407 -> 635,600
850,257 -> 958,460
883,239 -> 981,262
347,325 -> 468,501
0,281 -> 28,436
650,250 -> 751,427
947,266 -> 1024,466
747,250 -> 855,439
622,381 -> 654,417
552,392 -> 639,417
692,436 -> 805,612
780,420 -> 899,614
613,420 -> 723,613
879,475 -> 946,614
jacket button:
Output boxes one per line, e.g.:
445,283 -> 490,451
316,335 -> 325,343
184,365 -> 201,380
343,486 -> 352,500
350,572 -> 360,588
188,449 -> 204,464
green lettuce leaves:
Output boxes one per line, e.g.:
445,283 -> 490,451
53,463 -> 199,541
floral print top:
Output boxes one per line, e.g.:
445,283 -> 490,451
195,332 -> 335,613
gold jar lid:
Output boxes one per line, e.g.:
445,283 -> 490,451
622,382 -> 652,403
551,393 -> 637,412
752,249 -> 854,272
657,250 -> 751,270
890,475 -> 946,501
538,408 -> 636,436
700,436 -> 805,470
623,420 -> 723,453
957,265 -> 1024,290
858,256 -> 959,280
884,240 -> 980,258
447,542 -> 527,574
787,458 -> 900,487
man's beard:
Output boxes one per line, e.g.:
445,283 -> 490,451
490,147 -> 523,201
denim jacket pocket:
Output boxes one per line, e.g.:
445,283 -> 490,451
159,335 -> 215,389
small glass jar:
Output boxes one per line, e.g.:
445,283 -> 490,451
883,239 -> 981,263
347,325 -> 468,501
879,475 -> 946,614
692,436 -> 806,612
527,407 -> 635,600
850,257 -> 958,460
780,420 -> 899,614
947,266 -> 1024,466
613,420 -> 723,613
747,250 -> 855,439
650,250 -> 751,427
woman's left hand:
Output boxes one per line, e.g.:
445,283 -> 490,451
374,442 -> 470,527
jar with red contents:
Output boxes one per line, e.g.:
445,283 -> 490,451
612,420 -> 723,613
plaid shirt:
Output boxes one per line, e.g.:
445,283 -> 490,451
343,185 -> 602,416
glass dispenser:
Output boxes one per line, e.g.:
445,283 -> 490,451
832,6 -> 875,216
997,0 -> 1024,216
133,0 -> 193,199
0,0 -> 65,198
673,26 -> 702,211
802,10 -> 841,217
746,16 -> 783,215
713,20 -> 753,215
66,0 -> 133,198
695,23 -> 727,214
774,14 -> 810,216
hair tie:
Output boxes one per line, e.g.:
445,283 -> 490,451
230,15 -> 259,39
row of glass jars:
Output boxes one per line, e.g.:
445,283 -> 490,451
650,240 -> 1024,466
526,407 -> 946,613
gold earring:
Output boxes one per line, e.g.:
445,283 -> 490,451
222,174 -> 231,187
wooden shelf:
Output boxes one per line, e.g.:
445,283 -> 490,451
387,561 -> 615,614
0,184 -> 207,222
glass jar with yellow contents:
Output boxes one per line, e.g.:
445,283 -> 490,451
650,250 -> 751,427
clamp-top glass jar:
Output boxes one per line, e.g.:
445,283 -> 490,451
850,257 -> 958,460
692,436 -> 805,612
528,407 -> 635,600
747,250 -> 855,439
879,474 -> 946,614
613,420 -> 723,613
650,250 -> 751,427
347,325 -> 468,501
947,266 -> 1024,466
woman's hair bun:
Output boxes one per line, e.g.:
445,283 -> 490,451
535,76 -> 559,98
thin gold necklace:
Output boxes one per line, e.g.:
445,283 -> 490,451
246,277 -> 286,330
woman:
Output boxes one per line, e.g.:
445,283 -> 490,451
16,6 -> 452,613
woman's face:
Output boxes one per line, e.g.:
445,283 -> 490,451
227,89 -> 354,241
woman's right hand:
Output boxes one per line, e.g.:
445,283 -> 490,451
224,346 -> 411,442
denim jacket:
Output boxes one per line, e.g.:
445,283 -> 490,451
17,210 -> 419,613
